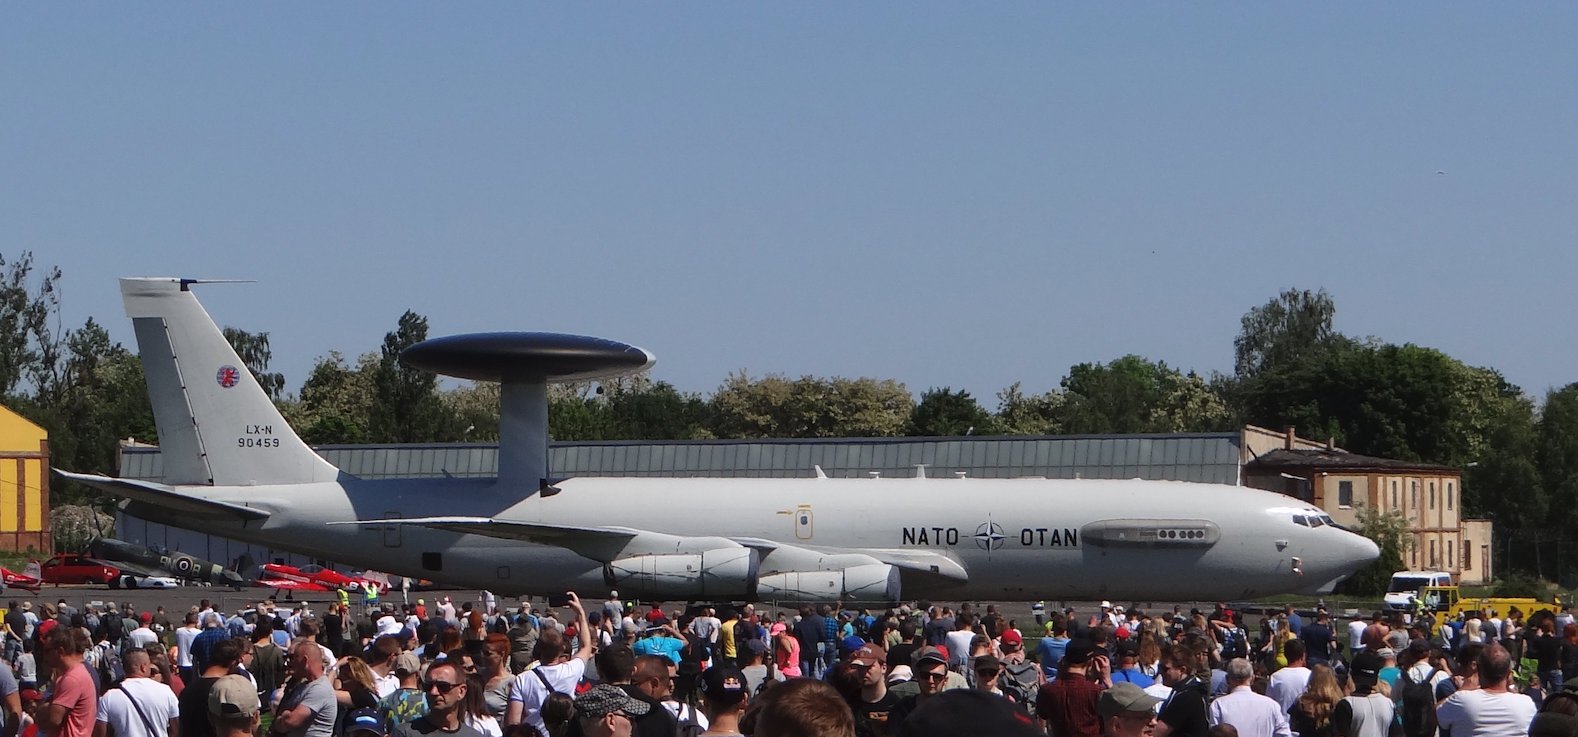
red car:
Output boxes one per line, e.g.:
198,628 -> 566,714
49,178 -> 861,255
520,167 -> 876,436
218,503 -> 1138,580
39,555 -> 119,585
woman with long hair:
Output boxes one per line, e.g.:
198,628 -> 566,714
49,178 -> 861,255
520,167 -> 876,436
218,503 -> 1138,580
1137,629 -> 1162,678
480,633 -> 514,719
332,656 -> 380,736
462,672 -> 503,737
1289,663 -> 1344,737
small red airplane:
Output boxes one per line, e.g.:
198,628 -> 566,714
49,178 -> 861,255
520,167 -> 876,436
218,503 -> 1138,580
2,560 -> 41,592
255,563 -> 388,594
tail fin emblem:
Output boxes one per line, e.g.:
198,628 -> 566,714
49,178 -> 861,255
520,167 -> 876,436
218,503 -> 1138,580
216,366 -> 241,388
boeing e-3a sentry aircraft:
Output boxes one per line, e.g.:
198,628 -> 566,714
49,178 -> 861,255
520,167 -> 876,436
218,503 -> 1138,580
58,278 -> 1379,603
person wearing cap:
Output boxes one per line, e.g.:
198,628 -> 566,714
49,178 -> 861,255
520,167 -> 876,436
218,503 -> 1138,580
848,643 -> 898,737
95,649 -> 179,737
1330,650 -> 1392,737
1098,682 -> 1160,737
1206,658 -> 1289,737
696,666 -> 748,737
127,615 -> 159,652
888,647 -> 957,733
738,640 -> 772,697
1374,648 -> 1399,691
1435,642 -> 1536,737
206,675 -> 259,737
344,707 -> 385,737
386,662 -> 480,737
573,685 -> 650,737
1110,643 -> 1154,689
1037,638 -> 1110,737
376,652 -> 426,730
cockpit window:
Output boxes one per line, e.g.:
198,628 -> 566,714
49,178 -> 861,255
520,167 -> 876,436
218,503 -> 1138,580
1293,514 -> 1310,527
1309,515 -> 1325,528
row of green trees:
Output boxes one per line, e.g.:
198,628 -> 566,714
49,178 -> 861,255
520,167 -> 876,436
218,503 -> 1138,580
10,253 -> 1578,581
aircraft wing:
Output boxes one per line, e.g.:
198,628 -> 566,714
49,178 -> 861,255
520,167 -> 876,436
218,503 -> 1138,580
54,471 -> 270,522
93,558 -> 167,579
860,548 -> 970,583
329,516 -> 640,562
255,579 -> 331,592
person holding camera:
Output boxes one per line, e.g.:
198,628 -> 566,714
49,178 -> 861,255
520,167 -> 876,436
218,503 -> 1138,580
505,593 -> 592,734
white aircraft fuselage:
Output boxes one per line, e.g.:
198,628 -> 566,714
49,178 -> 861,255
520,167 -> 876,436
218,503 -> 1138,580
61,277 -> 1380,603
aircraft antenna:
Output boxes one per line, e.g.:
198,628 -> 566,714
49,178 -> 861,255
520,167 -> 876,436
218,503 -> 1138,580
401,332 -> 654,499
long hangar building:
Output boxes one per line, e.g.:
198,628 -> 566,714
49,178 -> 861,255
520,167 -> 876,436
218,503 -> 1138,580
115,424 -> 1493,587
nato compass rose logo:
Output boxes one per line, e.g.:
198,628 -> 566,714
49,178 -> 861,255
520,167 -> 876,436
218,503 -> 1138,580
216,365 -> 241,388
974,522 -> 1005,551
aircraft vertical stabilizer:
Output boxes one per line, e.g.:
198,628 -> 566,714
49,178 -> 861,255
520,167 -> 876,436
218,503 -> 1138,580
120,278 -> 339,486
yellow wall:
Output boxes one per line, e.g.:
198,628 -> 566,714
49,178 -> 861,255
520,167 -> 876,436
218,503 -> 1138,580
0,407 -> 44,454
23,459 -> 41,532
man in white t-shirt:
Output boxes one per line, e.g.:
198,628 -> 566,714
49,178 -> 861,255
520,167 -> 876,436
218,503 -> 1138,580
173,613 -> 201,681
97,650 -> 180,737
1266,640 -> 1312,716
1435,643 -> 1536,737
505,592 -> 594,732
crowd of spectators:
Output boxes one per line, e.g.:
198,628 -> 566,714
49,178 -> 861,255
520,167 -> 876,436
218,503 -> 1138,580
2,593 -> 1578,737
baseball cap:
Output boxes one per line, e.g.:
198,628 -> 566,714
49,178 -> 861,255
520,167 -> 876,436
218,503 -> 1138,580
840,635 -> 867,653
139,612 -> 152,624
345,708 -> 385,736
1377,647 -> 1396,660
999,629 -> 1023,647
1098,682 -> 1162,719
912,646 -> 948,669
208,675 -> 261,718
701,666 -> 749,704
893,689 -> 1043,737
393,651 -> 421,677
887,665 -> 913,684
574,685 -> 652,720
1350,651 -> 1383,685
1064,638 -> 1096,664
1100,600 -> 1113,609
744,639 -> 767,655
850,643 -> 886,668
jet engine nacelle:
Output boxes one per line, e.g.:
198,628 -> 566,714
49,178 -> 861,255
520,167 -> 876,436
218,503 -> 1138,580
603,547 -> 760,598
754,563 -> 900,603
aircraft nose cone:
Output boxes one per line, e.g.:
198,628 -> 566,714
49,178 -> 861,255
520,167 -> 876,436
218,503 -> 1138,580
1346,533 -> 1381,570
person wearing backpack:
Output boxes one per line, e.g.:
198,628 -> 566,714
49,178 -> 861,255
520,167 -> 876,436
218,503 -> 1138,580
1393,641 -> 1448,737
997,630 -> 1042,715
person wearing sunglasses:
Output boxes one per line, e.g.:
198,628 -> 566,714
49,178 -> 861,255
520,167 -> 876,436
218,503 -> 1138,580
270,640 -> 337,737
573,686 -> 649,737
389,663 -> 484,737
888,647 -> 951,734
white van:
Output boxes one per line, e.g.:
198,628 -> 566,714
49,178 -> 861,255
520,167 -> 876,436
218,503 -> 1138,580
1384,571 -> 1454,611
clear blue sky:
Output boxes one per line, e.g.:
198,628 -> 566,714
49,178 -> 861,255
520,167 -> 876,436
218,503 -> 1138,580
4,4 -> 1575,403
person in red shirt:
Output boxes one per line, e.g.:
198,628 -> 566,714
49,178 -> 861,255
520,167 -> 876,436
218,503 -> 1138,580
643,604 -> 665,625
1036,638 -> 1111,737
37,627 -> 94,737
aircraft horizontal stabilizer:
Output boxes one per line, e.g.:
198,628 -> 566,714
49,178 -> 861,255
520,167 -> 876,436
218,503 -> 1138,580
54,471 -> 270,522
